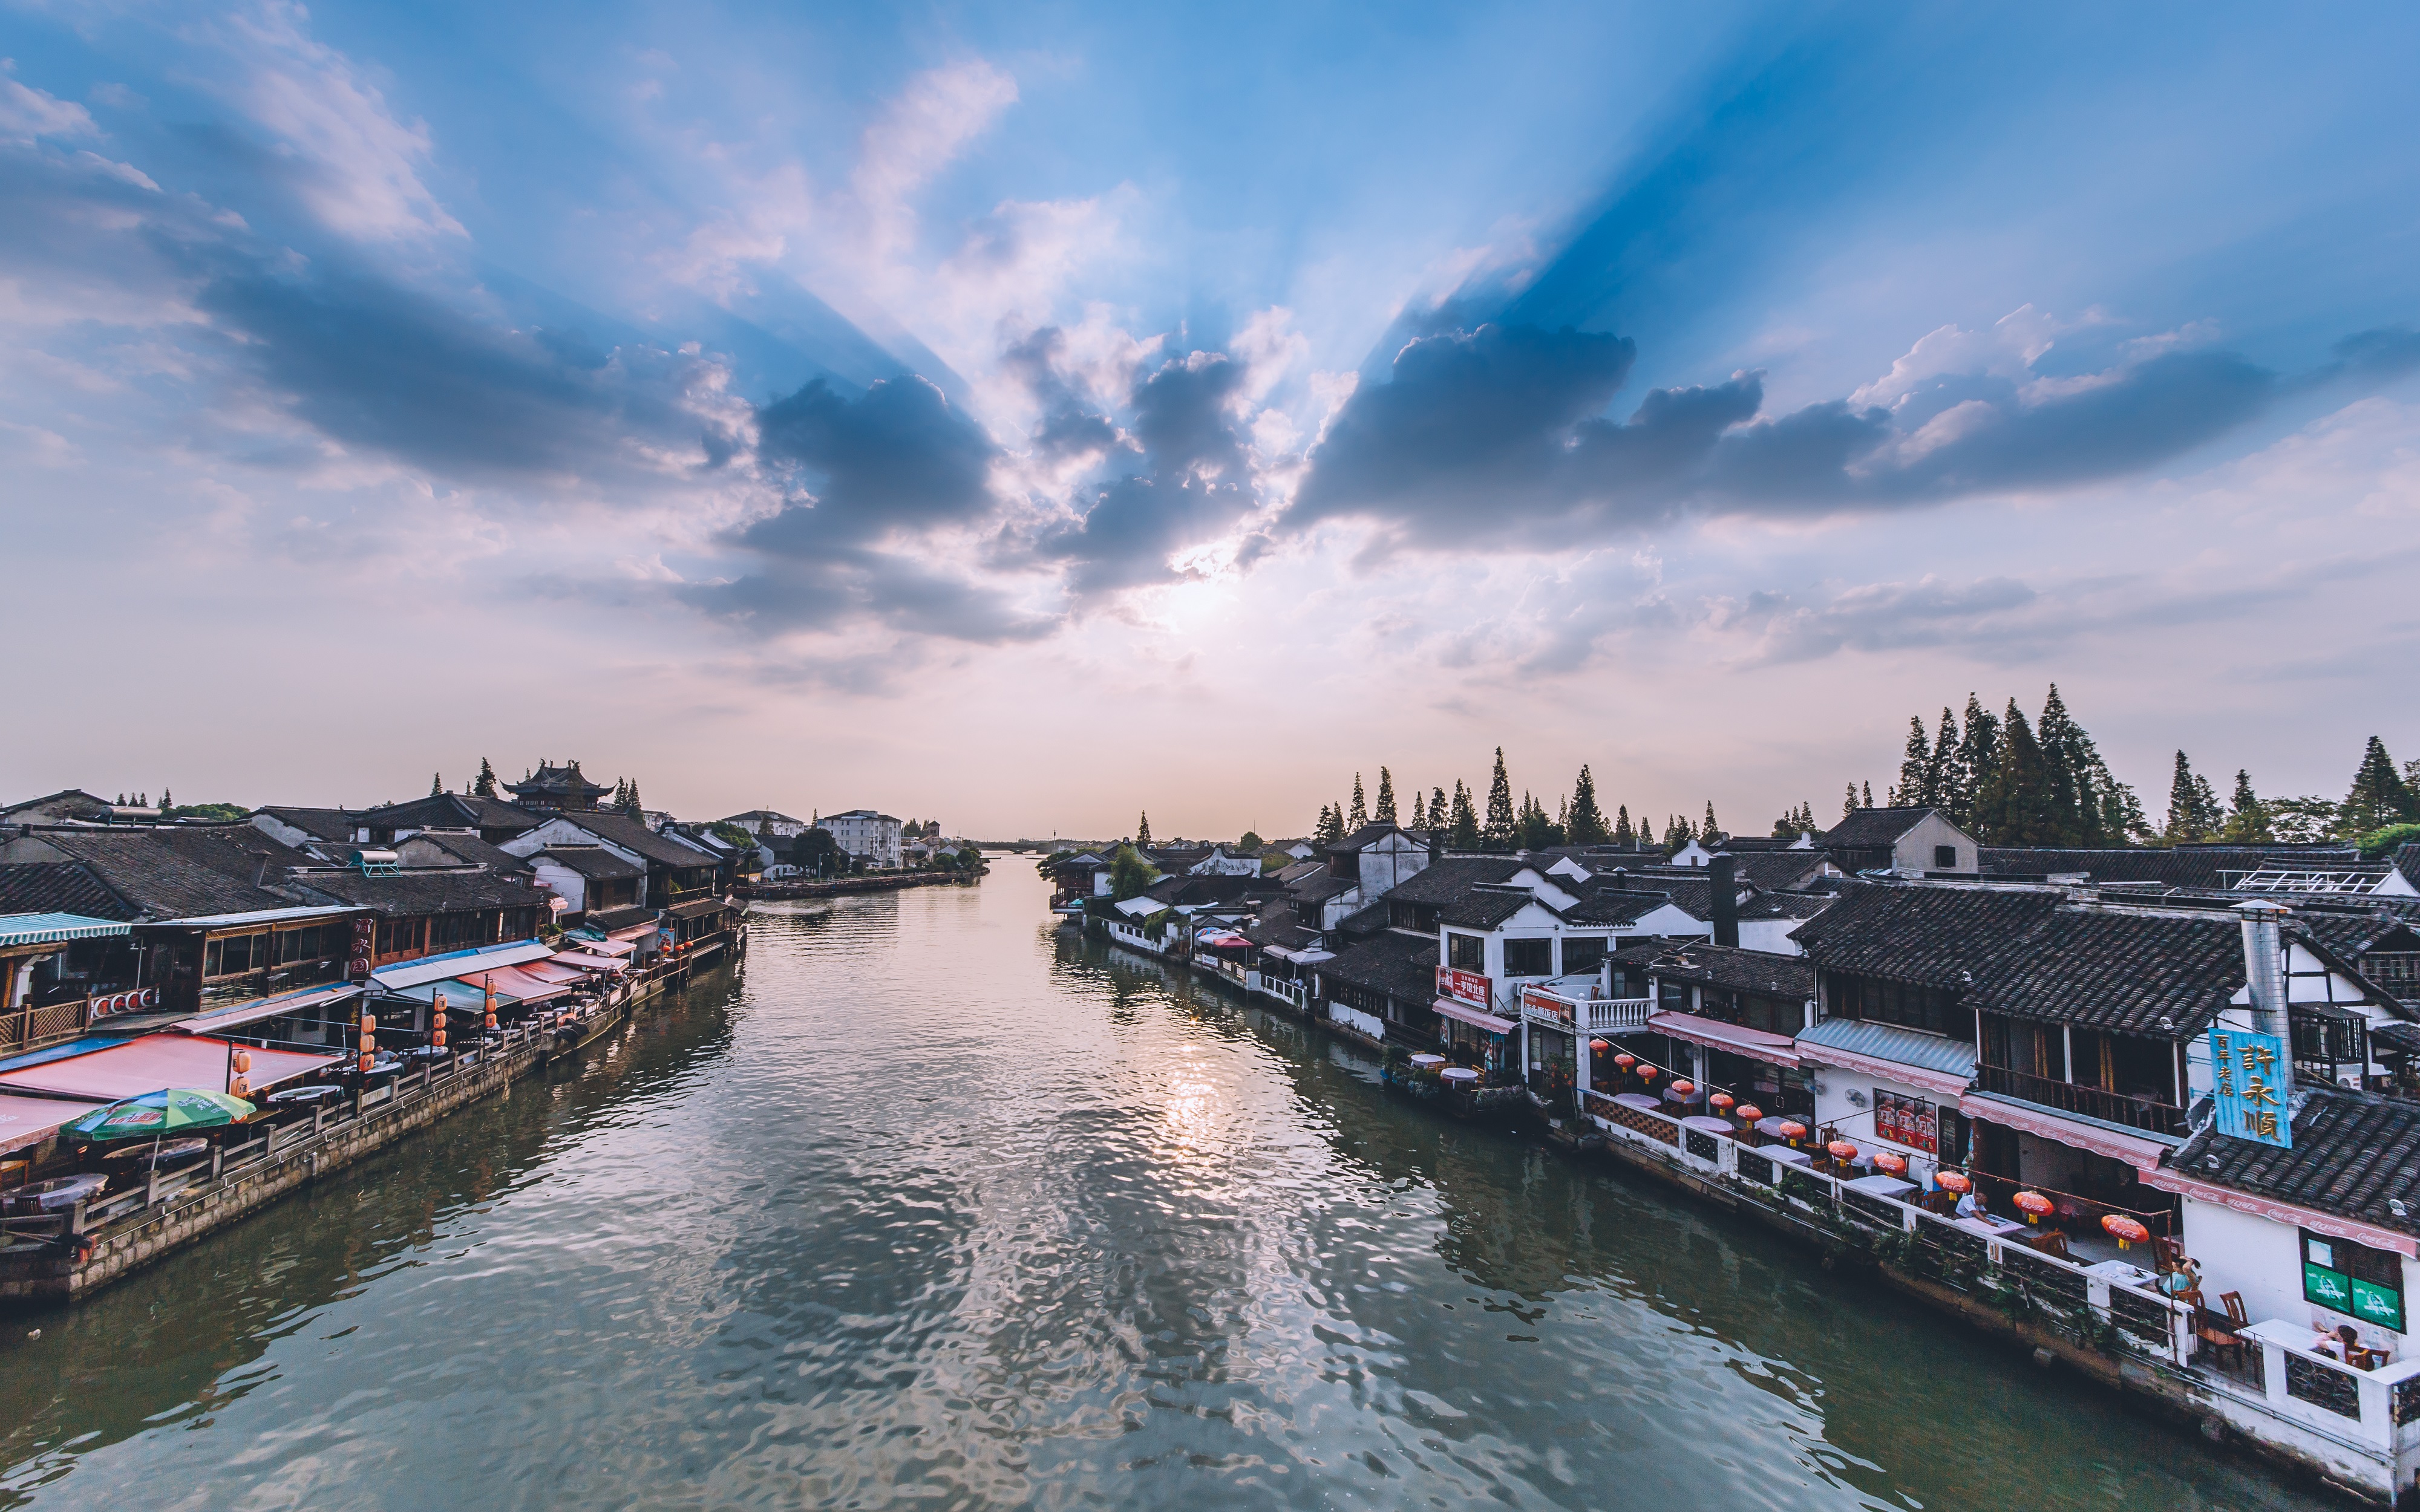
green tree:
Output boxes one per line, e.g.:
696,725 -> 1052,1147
620,781 -> 646,818
1348,774 -> 1368,830
1566,764 -> 1611,845
1954,694 -> 2000,824
1516,792 -> 1563,850
1427,786 -> 1448,829
1109,844 -> 1160,901
2341,736 -> 2420,835
1842,782 -> 1860,823
1136,810 -> 1153,849
1897,715 -> 1932,807
1483,748 -> 1517,849
1373,768 -> 1398,826
1315,802 -> 1346,847
1925,708 -> 1961,817
1662,813 -> 1694,849
2160,751 -> 2225,844
1974,701 -> 2056,844
430,772 -> 445,797
472,758 -> 499,798
1702,801 -> 1721,841
2222,769 -> 2271,842
1613,805 -> 1634,846
1238,829 -> 1263,852
1449,781 -> 1481,850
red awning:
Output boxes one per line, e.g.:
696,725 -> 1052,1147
0,1035 -> 339,1101
1432,998 -> 1517,1034
0,1092 -> 108,1153
1646,1011 -> 1802,1069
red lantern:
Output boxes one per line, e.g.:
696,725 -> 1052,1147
233,1050 -> 252,1074
2013,1191 -> 2055,1224
1636,1064 -> 1658,1081
1614,1053 -> 1635,1069
1872,1152 -> 1908,1175
359,1052 -> 375,1074
1734,1104 -> 1763,1123
1670,1079 -> 1695,1097
2102,1214 -> 2151,1250
1775,1120 -> 1807,1142
1934,1171 -> 1972,1194
1589,1038 -> 1609,1054
1826,1140 -> 1859,1161
1708,1092 -> 1735,1111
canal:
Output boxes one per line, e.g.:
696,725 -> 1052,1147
0,862 -> 2336,1509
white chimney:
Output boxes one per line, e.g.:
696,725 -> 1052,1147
2235,899 -> 2291,1038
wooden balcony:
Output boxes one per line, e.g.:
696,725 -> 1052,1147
1975,1062 -> 2187,1136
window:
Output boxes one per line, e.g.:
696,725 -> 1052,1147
1934,845 -> 1958,869
206,933 -> 259,978
1562,936 -> 1607,977
1833,971 -> 1975,1043
1874,1090 -> 1937,1154
1502,938 -> 1552,977
1447,932 -> 1485,971
2304,1231 -> 2405,1333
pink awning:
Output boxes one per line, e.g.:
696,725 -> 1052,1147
1646,1011 -> 1803,1069
0,1035 -> 339,1101
515,960 -> 590,985
1959,1090 -> 2173,1173
1432,998 -> 1517,1034
454,965 -> 572,1006
0,1092 -> 108,1153
575,936 -> 636,957
606,924 -> 657,942
551,950 -> 627,971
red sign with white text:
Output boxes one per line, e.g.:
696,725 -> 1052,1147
1437,965 -> 1491,1006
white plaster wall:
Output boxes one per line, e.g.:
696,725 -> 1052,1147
2183,1197 -> 2310,1334
1736,919 -> 1807,956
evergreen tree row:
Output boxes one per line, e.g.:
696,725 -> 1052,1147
1309,752 -> 1713,855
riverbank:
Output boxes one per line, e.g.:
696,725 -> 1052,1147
743,872 -> 978,901
1092,924 -> 2415,1508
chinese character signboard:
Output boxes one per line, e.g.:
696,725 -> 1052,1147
2208,1028 -> 2292,1150
1436,965 -> 1491,1008
1520,986 -> 1574,1026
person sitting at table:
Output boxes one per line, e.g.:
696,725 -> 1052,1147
1954,1188 -> 1983,1220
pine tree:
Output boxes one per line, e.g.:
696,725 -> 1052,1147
1137,810 -> 1154,849
1974,701 -> 2056,844
1955,694 -> 2000,823
1702,801 -> 1721,842
1842,783 -> 1861,823
1348,775 -> 1369,830
2162,752 -> 2223,844
1613,805 -> 1634,846
473,758 -> 499,799
431,772 -> 444,797
621,781 -> 645,818
2223,769 -> 2271,842
159,788 -> 171,810
1567,764 -> 1611,846
1862,781 -> 1874,809
1898,715 -> 1932,808
2035,684 -> 2106,846
1449,782 -> 1480,851
1428,787 -> 1448,829
1483,748 -> 1517,850
2341,736 -> 2420,835
612,778 -> 630,809
1374,767 -> 1398,826
1925,708 -> 1961,819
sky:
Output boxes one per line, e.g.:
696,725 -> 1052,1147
4,1 -> 2418,839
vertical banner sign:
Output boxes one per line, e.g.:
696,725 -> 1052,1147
2208,1028 -> 2292,1149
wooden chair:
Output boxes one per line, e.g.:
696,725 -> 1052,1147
2026,1230 -> 2072,1260
2220,1291 -> 2249,1328
2195,1295 -> 2248,1374
2151,1236 -> 2186,1274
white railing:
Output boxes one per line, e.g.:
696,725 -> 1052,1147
1584,997 -> 1652,1032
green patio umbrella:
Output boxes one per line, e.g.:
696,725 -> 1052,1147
66,1088 -> 255,1143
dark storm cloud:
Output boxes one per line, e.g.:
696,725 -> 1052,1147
1002,327 -> 1125,468
1036,351 -> 1261,594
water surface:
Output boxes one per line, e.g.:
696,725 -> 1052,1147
0,864 -> 2327,1509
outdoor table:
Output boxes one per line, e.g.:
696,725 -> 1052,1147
1957,1213 -> 2025,1237
1681,1115 -> 1735,1134
1767,1146 -> 1814,1167
401,1047 -> 451,1063
1439,1067 -> 1479,1087
1753,1116 -> 1799,1136
1612,1092 -> 1662,1111
13,1172 -> 108,1212
103,1135 -> 208,1165
2082,1259 -> 2159,1288
1408,1054 -> 1445,1069
1842,1173 -> 1918,1201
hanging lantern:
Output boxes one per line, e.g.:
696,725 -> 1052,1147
2102,1214 -> 2151,1250
1589,1038 -> 1609,1054
1708,1092 -> 1735,1112
1614,1052 -> 1635,1069
359,1051 -> 375,1075
229,1076 -> 250,1099
1637,1064 -> 1658,1081
1872,1152 -> 1908,1176
2013,1191 -> 2055,1224
1734,1104 -> 1762,1123
1934,1171 -> 1972,1194
1775,1120 -> 1807,1144
1826,1139 -> 1859,1161
233,1050 -> 252,1074
1670,1079 -> 1695,1097
431,1023 -> 447,1049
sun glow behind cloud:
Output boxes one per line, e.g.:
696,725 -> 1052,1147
1,2 -> 2418,833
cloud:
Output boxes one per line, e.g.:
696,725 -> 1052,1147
850,60 -> 1019,267
1709,575 -> 2041,665
0,76 -> 98,143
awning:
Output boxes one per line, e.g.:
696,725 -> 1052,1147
1647,1011 -> 1802,1068
1265,945 -> 1335,965
1794,1038 -> 1973,1098
372,940 -> 554,991
174,982 -> 362,1034
0,1092 -> 109,1153
1959,1090 -> 2177,1171
516,960 -> 592,985
668,897 -> 728,919
0,1035 -> 338,1101
2139,1166 -> 2418,1257
606,923 -> 659,942
1432,998 -> 1517,1034
389,964 -> 573,1010
551,949 -> 628,971
571,936 -> 635,958
0,913 -> 131,950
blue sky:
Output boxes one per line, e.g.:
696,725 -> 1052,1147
4,2 -> 2418,834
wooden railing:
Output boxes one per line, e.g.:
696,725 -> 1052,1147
0,996 -> 91,1054
1975,1062 -> 2188,1136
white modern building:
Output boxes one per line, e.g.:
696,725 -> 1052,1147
820,809 -> 903,869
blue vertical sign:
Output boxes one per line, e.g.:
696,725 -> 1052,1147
2208,1028 -> 2292,1149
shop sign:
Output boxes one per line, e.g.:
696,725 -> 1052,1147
2208,1028 -> 2291,1149
1436,965 -> 1491,1007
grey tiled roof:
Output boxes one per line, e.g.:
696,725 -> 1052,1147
1791,880 -> 2063,987
284,867 -> 548,916
2169,1087 -> 2420,1237
1380,856 -> 1522,905
1981,845 -> 2363,888
251,806 -> 359,841
1819,807 -> 1939,849
1439,887 -> 1535,930
0,862 -> 136,921
532,845 -> 642,879
6,826 -> 308,919
1797,1015 -> 1978,1080
1318,934 -> 1437,1003
405,832 -> 534,873
356,794 -> 541,833
1970,905 -> 2251,1035
1738,891 -> 1834,920
1647,945 -> 1814,1000
540,812 -> 718,870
